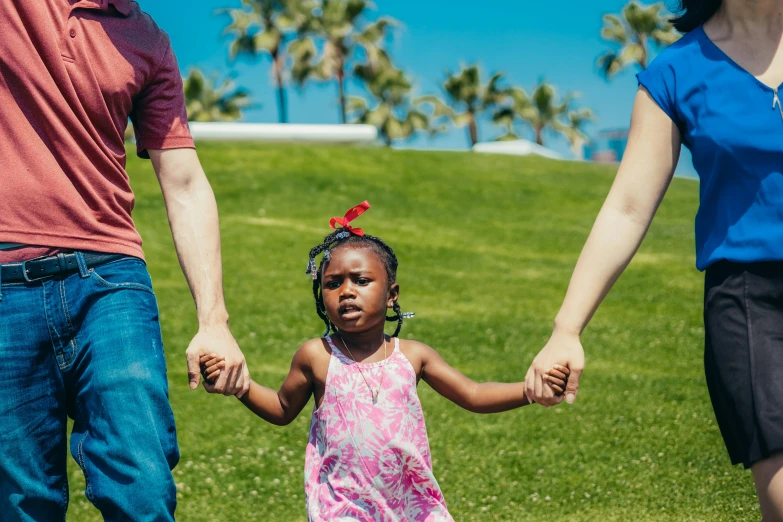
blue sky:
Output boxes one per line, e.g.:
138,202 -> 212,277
139,0 -> 695,173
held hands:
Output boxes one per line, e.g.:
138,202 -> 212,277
542,364 -> 571,396
185,327 -> 250,398
200,354 -> 225,384
525,329 -> 584,407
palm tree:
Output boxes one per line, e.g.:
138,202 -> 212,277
420,64 -> 508,147
220,0 -> 314,123
597,1 -> 680,79
183,68 -> 253,122
124,69 -> 253,142
493,80 -> 574,147
562,108 -> 596,160
295,0 -> 397,124
492,87 -> 533,142
349,59 -> 432,146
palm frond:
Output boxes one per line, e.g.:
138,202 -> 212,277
598,1 -> 680,79
596,50 -> 624,79
416,95 -> 454,118
183,68 -> 255,122
600,14 -> 628,44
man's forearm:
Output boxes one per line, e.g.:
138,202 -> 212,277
151,148 -> 249,395
153,151 -> 228,328
165,174 -> 227,327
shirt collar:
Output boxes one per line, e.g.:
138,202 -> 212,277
110,0 -> 130,16
70,0 -> 131,17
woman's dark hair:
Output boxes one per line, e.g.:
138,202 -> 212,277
672,0 -> 722,33
305,229 -> 408,338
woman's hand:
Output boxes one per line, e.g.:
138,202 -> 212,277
525,328 -> 584,406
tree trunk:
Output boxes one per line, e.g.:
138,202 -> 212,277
638,34 -> 649,70
273,52 -> 288,124
467,113 -> 478,147
535,126 -> 544,146
337,68 -> 347,124
571,136 -> 586,160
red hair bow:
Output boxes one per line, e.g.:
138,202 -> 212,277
329,201 -> 370,236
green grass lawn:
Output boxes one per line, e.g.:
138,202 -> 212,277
65,143 -> 758,521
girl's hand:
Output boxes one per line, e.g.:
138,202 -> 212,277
200,354 -> 226,383
544,364 -> 570,395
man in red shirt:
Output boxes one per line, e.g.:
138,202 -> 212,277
0,1 -> 248,520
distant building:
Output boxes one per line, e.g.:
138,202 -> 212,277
585,128 -> 630,163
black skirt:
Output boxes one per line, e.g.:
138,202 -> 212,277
704,260 -> 783,469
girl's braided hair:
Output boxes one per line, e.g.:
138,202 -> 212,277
306,228 -> 411,338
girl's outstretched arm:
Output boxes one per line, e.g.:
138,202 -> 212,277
415,342 -> 569,414
201,339 -> 320,426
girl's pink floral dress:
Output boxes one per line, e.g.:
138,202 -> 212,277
304,337 -> 453,521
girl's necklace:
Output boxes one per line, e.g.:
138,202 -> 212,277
339,334 -> 388,404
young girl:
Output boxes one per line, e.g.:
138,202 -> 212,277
201,202 -> 569,521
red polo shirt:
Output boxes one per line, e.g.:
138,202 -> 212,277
0,0 -> 194,263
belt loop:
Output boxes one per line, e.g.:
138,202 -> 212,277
74,252 -> 90,278
0,263 -> 3,302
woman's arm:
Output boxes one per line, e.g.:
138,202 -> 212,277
417,342 -> 569,414
205,340 -> 320,426
525,87 -> 682,407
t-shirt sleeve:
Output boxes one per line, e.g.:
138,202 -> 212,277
130,37 -> 194,159
636,59 -> 681,128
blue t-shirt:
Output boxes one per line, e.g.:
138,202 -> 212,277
637,26 -> 783,271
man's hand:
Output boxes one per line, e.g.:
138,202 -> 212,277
525,329 -> 584,407
186,326 -> 250,397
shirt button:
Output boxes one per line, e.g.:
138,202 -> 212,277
69,29 -> 76,38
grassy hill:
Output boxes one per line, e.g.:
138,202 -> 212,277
66,143 -> 757,521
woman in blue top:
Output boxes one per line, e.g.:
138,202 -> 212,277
524,0 -> 783,518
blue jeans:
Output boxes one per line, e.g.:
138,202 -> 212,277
0,254 -> 178,521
